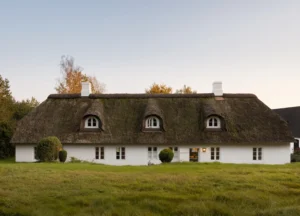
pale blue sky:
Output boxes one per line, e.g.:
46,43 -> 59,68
1,0 -> 299,108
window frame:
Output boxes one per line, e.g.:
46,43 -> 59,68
206,116 -> 221,129
169,147 -> 179,159
148,147 -> 158,160
211,147 -> 220,161
145,116 -> 160,129
85,116 -> 99,129
95,147 -> 105,160
34,146 -> 38,160
116,147 -> 126,160
253,147 -> 262,160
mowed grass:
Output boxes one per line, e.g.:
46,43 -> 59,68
0,160 -> 300,216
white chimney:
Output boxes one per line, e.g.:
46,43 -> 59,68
212,81 -> 223,96
81,82 -> 91,97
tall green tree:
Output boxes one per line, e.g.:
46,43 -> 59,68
0,75 -> 40,158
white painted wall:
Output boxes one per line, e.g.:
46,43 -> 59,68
15,144 -> 37,162
15,143 -> 290,165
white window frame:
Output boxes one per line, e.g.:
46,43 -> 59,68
85,116 -> 99,129
148,147 -> 158,159
34,146 -> 38,160
95,147 -> 105,160
169,147 -> 179,159
116,147 -> 126,160
145,116 -> 160,129
253,147 -> 262,160
206,117 -> 221,129
211,147 -> 220,161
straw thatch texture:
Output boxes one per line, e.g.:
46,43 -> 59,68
11,94 -> 293,145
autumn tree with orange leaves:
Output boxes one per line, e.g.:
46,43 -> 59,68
175,85 -> 197,94
55,56 -> 105,94
145,83 -> 173,94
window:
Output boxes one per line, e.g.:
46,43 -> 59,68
95,147 -> 104,160
116,147 -> 126,160
294,139 -> 299,150
145,116 -> 160,129
211,147 -> 220,160
34,146 -> 38,160
206,117 -> 221,129
148,147 -> 158,159
85,116 -> 99,128
169,147 -> 179,159
253,148 -> 262,160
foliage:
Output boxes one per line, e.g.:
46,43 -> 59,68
69,156 -> 82,163
0,162 -> 300,215
59,150 -> 68,163
159,148 -> 174,163
145,83 -> 172,94
13,97 -> 40,121
291,151 -> 300,162
55,55 -> 105,94
0,75 -> 39,158
36,136 -> 62,162
176,85 -> 197,94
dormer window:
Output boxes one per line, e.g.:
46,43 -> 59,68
146,116 -> 160,129
85,116 -> 99,128
206,116 -> 221,129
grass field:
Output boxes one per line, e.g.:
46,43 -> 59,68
0,159 -> 300,216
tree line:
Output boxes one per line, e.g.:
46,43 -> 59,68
0,75 -> 39,158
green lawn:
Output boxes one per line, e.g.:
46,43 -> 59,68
0,160 -> 300,216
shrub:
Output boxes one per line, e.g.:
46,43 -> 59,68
59,150 -> 67,163
159,148 -> 174,163
69,157 -> 82,163
291,153 -> 300,163
36,136 -> 62,162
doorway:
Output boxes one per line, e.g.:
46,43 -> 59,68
189,148 -> 199,162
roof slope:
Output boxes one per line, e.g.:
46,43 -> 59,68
11,93 -> 293,145
273,106 -> 300,137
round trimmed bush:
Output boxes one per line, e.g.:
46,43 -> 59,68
36,136 -> 62,162
59,150 -> 67,163
159,148 -> 174,163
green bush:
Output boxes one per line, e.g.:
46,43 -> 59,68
291,153 -> 300,163
159,148 -> 174,163
36,136 -> 62,162
59,150 -> 67,163
69,157 -> 82,163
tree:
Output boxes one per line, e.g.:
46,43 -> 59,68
13,97 -> 40,121
55,55 -> 105,94
0,75 -> 39,158
176,85 -> 197,94
145,83 -> 172,94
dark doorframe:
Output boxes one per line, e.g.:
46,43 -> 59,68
189,148 -> 199,162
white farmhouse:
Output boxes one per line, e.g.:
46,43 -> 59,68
11,82 -> 293,165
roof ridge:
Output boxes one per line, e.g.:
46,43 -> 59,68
48,93 -> 257,99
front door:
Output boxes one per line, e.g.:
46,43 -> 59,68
189,148 -> 199,162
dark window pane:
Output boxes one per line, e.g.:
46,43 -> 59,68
216,155 -> 219,160
214,118 -> 218,126
174,147 -> 178,151
148,147 -> 152,151
88,119 -> 91,126
153,147 -> 157,151
209,119 -> 213,126
153,118 -> 157,126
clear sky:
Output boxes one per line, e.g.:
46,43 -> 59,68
1,0 -> 299,109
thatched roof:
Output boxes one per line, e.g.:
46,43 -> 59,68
273,106 -> 300,138
11,93 -> 293,145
